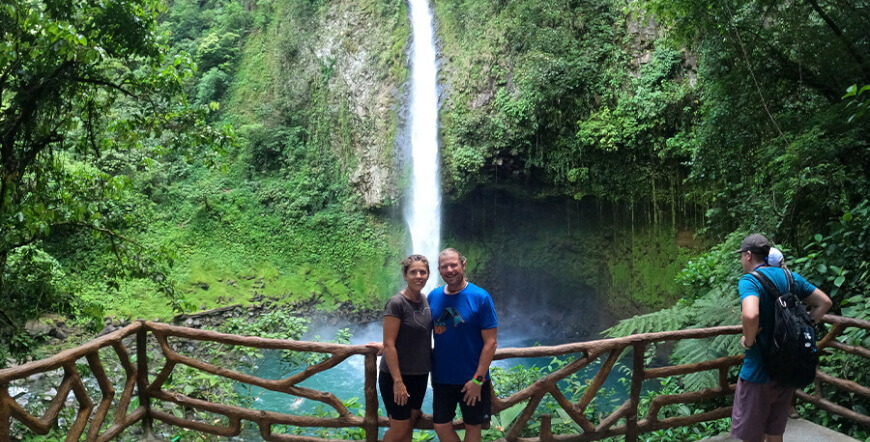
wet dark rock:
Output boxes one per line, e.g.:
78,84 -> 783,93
24,320 -> 52,338
97,325 -> 117,336
25,314 -> 69,339
27,373 -> 44,383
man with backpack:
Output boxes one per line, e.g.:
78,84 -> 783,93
731,234 -> 832,442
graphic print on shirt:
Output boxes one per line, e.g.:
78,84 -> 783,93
433,306 -> 465,335
411,307 -> 431,328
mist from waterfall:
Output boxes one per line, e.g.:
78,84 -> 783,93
405,0 -> 441,293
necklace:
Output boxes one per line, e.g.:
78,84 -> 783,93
446,281 -> 467,295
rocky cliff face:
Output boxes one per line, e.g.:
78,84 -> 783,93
312,2 -> 406,207
234,0 -> 409,208
231,0 -> 696,207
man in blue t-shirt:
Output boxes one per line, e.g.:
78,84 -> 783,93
731,234 -> 832,442
429,248 -> 498,442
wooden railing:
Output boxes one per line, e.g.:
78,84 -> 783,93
1,315 -> 868,441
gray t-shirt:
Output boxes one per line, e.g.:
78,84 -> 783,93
378,292 -> 432,375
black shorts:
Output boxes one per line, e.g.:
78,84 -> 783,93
378,371 -> 429,420
432,381 -> 491,425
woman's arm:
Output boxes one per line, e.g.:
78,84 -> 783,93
383,315 -> 409,406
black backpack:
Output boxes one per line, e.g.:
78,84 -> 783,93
750,269 -> 818,388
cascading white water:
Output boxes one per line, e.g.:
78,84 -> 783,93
405,0 -> 441,292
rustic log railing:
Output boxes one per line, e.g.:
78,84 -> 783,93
0,315 -> 868,441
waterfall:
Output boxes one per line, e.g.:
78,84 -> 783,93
405,0 -> 441,293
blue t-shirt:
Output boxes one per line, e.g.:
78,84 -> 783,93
739,267 -> 817,383
428,282 -> 498,385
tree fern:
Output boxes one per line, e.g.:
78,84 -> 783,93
605,278 -> 746,390
685,286 -> 741,328
605,305 -> 691,338
670,338 -> 722,390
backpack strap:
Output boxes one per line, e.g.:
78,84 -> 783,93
750,270 -> 783,299
783,268 -> 794,294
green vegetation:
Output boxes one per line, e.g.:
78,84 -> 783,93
445,195 -> 695,316
0,0 -> 233,360
142,0 -> 413,314
4,0 -> 870,436
432,0 -> 868,433
3,0 -> 414,353
434,0 -> 694,217
596,0 -> 870,437
480,357 -> 731,441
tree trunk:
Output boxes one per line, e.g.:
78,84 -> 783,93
613,201 -> 618,233
805,0 -> 870,82
652,178 -> 658,229
0,250 -> 6,291
671,177 -> 677,233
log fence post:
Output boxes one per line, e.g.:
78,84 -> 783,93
0,387 -> 10,441
137,322 -> 153,437
364,352 -> 378,442
3,315 -> 870,440
626,343 -> 646,441
540,413 -> 553,441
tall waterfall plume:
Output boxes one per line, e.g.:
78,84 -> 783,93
405,0 -> 441,293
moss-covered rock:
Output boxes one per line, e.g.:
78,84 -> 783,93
225,0 -> 410,207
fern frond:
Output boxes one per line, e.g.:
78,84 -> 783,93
605,305 -> 691,338
671,337 -> 728,390
710,333 -> 742,356
682,369 -> 719,391
685,286 -> 741,328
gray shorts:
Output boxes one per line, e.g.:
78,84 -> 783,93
731,378 -> 795,442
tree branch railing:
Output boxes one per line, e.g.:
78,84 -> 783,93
0,315 -> 868,441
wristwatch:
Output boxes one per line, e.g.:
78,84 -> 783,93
471,375 -> 485,385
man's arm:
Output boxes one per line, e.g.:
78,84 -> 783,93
741,296 -> 760,349
461,327 -> 498,406
475,327 -> 498,379
804,288 -> 833,323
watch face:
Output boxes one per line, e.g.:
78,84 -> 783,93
475,375 -> 484,382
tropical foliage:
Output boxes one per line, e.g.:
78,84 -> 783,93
0,0 -> 233,360
4,0 -> 870,436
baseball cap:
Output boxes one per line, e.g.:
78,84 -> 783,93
735,233 -> 771,255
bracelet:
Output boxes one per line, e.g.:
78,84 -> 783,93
471,377 -> 483,386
